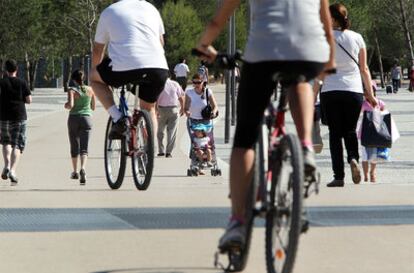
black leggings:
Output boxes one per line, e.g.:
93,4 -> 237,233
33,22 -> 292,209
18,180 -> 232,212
234,61 -> 325,149
67,115 -> 92,158
320,91 -> 363,180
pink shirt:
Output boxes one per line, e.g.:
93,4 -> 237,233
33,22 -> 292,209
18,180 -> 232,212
157,79 -> 184,107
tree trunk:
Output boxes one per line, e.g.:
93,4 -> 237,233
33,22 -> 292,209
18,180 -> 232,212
399,0 -> 414,66
63,56 -> 72,92
0,58 -> 3,79
24,52 -> 30,84
374,30 -> 386,88
29,60 -> 38,91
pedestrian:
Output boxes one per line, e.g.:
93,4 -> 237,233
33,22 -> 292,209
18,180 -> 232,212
0,59 -> 32,185
390,62 -> 403,93
64,69 -> 95,185
173,58 -> 190,91
317,3 -> 377,187
156,75 -> 185,158
193,127 -> 212,164
358,95 -> 386,183
197,61 -> 209,86
409,65 -> 414,92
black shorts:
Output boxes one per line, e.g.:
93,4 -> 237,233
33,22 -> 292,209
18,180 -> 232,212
97,57 -> 168,103
234,60 -> 325,149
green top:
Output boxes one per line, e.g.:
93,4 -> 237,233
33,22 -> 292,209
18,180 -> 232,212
69,85 -> 92,116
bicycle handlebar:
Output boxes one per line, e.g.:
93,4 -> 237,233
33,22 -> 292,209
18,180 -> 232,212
191,48 -> 242,70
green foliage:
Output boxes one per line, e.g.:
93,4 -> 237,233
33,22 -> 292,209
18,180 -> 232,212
161,0 -> 203,73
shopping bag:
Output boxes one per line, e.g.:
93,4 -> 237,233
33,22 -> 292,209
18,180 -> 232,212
361,109 -> 392,148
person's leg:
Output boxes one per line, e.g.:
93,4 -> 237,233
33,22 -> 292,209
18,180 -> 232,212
288,82 -> 313,145
2,144 -> 11,171
78,116 -> 92,172
166,108 -> 179,155
71,157 -> 78,173
362,161 -> 369,182
68,116 -> 80,173
140,100 -> 158,141
9,147 -> 21,175
370,162 -> 377,182
206,148 -> 212,162
90,67 -> 118,112
157,108 -> 168,154
342,93 -> 363,164
321,92 -> 345,181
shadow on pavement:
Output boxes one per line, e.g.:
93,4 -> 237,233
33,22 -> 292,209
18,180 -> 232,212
91,267 -> 219,273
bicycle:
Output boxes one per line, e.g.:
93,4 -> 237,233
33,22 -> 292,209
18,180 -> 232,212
104,84 -> 154,191
192,49 -> 327,273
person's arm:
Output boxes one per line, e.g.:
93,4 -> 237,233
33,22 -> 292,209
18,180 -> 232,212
320,0 -> 336,73
25,95 -> 32,104
196,0 -> 241,62
359,48 -> 377,107
64,89 -> 75,110
160,35 -> 165,47
178,95 -> 185,116
91,42 -> 106,70
184,94 -> 191,117
90,88 -> 96,111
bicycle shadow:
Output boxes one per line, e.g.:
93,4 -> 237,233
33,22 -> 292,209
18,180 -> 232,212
91,266 -> 222,273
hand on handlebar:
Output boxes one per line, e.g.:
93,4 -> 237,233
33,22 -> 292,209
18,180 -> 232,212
195,44 -> 218,63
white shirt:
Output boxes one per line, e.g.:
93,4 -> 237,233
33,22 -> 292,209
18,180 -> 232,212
94,0 -> 168,71
174,63 -> 190,77
244,0 -> 329,63
193,136 -> 210,148
186,88 -> 212,120
157,79 -> 184,107
322,30 -> 366,94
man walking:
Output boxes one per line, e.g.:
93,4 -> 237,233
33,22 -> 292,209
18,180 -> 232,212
391,62 -> 403,93
156,76 -> 185,158
174,58 -> 190,91
0,59 -> 32,185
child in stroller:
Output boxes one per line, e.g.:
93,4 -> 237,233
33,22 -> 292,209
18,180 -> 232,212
187,122 -> 221,176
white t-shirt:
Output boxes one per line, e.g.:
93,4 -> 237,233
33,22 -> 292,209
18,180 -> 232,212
186,88 -> 212,120
244,0 -> 329,63
174,63 -> 190,77
94,0 -> 168,71
322,30 -> 366,94
193,136 -> 210,148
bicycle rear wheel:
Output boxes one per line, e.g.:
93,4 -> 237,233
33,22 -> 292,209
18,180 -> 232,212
131,110 -> 154,190
104,117 -> 127,189
266,133 -> 303,273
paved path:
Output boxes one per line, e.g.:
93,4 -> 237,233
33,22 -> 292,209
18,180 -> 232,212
0,85 -> 413,273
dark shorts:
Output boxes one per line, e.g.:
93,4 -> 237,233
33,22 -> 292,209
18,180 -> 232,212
234,60 -> 325,149
0,120 -> 27,152
97,57 -> 169,103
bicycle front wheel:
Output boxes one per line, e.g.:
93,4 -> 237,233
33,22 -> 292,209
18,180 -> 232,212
266,133 -> 304,273
131,110 -> 154,190
104,117 -> 127,189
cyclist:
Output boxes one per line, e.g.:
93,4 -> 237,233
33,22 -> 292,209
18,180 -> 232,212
195,0 -> 336,251
90,0 -> 169,139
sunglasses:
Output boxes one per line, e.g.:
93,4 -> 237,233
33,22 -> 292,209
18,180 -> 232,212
192,81 -> 202,84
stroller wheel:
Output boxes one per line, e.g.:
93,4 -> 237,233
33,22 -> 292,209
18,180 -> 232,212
192,169 -> 199,176
187,169 -> 192,177
211,169 -> 216,176
217,169 -> 222,176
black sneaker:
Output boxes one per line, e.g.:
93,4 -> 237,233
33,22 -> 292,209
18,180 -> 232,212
109,117 -> 128,139
79,169 -> 86,185
165,153 -> 172,158
157,153 -> 165,156
327,179 -> 344,187
1,168 -> 9,180
70,172 -> 79,179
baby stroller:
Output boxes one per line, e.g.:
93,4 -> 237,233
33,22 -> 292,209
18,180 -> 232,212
186,121 -> 222,177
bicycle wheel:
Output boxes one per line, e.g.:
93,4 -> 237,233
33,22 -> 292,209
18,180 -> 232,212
104,117 -> 127,189
266,133 -> 304,273
131,109 -> 154,190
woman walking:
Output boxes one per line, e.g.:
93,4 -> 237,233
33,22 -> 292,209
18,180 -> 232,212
64,70 -> 95,185
318,3 -> 377,187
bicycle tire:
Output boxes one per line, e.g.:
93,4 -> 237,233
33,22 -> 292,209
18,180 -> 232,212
104,117 -> 127,189
265,133 -> 304,273
131,110 -> 154,190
